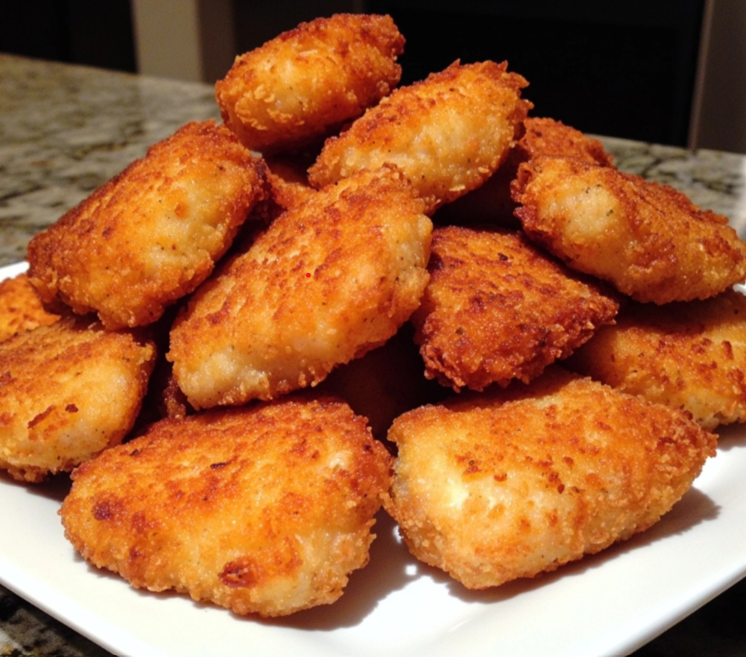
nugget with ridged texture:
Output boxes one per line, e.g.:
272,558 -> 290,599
27,121 -> 267,329
384,367 -> 716,590
0,272 -> 59,343
567,289 -> 746,429
411,226 -> 618,391
0,316 -> 156,482
168,165 -> 432,409
215,13 -> 404,154
60,395 -> 392,617
308,60 -> 531,214
512,156 -> 746,303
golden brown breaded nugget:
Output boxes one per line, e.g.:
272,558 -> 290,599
168,165 -> 432,409
435,116 -> 613,226
60,396 -> 392,617
0,272 -> 59,342
385,367 -> 716,590
0,316 -> 156,482
308,60 -> 531,214
411,226 -> 619,391
215,13 -> 404,154
513,156 -> 746,303
27,121 -> 267,329
567,289 -> 746,429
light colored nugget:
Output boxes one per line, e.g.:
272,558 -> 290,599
0,272 -> 59,342
435,116 -> 613,226
168,165 -> 432,409
568,289 -> 746,429
215,13 -> 405,154
60,395 -> 392,617
308,60 -> 531,214
385,367 -> 716,590
411,226 -> 619,391
27,121 -> 268,329
512,156 -> 746,303
0,316 -> 156,483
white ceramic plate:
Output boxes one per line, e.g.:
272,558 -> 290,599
2,260 -> 746,657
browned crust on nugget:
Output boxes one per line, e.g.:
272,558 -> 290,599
385,367 -> 716,589
567,289 -> 746,429
60,395 -> 392,617
168,164 -> 432,408
27,121 -> 268,329
216,13 -> 405,154
411,226 -> 619,391
512,156 -> 746,303
308,60 -> 532,214
516,117 -> 614,166
0,316 -> 156,482
0,273 -> 59,342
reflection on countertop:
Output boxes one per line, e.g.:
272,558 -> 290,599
1,52 -> 746,657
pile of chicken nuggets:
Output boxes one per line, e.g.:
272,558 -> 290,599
2,12 -> 746,617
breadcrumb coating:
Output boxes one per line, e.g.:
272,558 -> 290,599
60,395 -> 392,617
0,272 -> 59,343
0,316 -> 156,482
512,156 -> 746,303
216,13 -> 405,154
385,367 -> 716,590
412,226 -> 619,391
435,116 -> 613,226
567,289 -> 746,429
27,121 -> 268,329
168,165 -> 432,408
308,60 -> 531,214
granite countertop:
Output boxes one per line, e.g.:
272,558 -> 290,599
1,53 -> 746,657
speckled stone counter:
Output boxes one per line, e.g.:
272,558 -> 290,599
1,53 -> 746,657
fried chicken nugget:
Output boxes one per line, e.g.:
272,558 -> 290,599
60,395 -> 392,617
0,316 -> 156,482
215,13 -> 405,154
27,121 -> 268,329
512,156 -> 746,303
567,289 -> 746,429
308,60 -> 531,214
411,226 -> 619,391
435,116 -> 614,226
168,165 -> 432,409
384,367 -> 716,590
0,272 -> 59,342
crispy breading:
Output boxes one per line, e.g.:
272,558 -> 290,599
0,316 -> 156,482
411,226 -> 619,391
435,116 -> 613,226
27,121 -> 268,329
567,289 -> 746,429
384,367 -> 716,590
215,13 -> 404,154
512,156 -> 746,303
263,154 -> 318,216
516,116 -> 614,166
308,60 -> 531,214
168,165 -> 432,409
0,272 -> 59,342
60,395 -> 392,617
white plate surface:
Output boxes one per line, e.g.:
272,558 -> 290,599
1,261 -> 746,657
